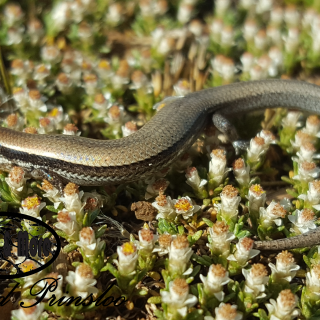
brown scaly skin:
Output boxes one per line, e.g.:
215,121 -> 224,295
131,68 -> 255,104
0,79 -> 320,249
253,228 -> 320,250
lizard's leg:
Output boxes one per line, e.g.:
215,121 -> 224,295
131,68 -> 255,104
212,113 -> 249,154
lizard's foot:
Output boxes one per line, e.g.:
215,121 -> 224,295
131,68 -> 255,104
212,113 -> 239,142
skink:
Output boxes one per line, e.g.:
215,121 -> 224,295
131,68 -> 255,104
1,79 -> 320,249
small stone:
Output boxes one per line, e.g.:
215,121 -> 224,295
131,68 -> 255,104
131,201 -> 157,221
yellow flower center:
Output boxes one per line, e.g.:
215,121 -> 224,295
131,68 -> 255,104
98,59 -> 110,70
250,184 -> 265,195
180,80 -> 190,89
122,242 -> 136,255
21,261 -> 36,273
22,196 -> 40,210
175,199 -> 192,212
49,108 -> 59,117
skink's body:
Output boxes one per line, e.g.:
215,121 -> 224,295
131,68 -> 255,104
1,79 -> 320,249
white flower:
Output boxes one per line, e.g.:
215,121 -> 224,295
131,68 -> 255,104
292,161 -> 320,182
83,73 -> 98,95
161,279 -> 198,318
41,46 -> 61,65
177,4 -> 193,24
20,195 -> 46,219
302,8 -> 317,29
41,180 -> 61,209
306,264 -> 320,297
270,7 -> 283,26
215,0 -> 230,16
291,130 -> 314,150
96,60 -> 114,80
122,121 -> 138,137
51,1 -> 71,32
13,87 -> 28,109
207,221 -> 235,256
60,183 -> 84,216
33,64 -> 50,83
304,115 -> 320,137
174,79 -> 191,96
48,106 -> 70,130
55,209 -> 80,240
11,300 -> 45,320
296,142 -> 316,162
246,184 -> 266,213
34,272 -> 63,300
282,112 -> 302,130
173,196 -> 201,220
116,242 -> 138,276
257,130 -> 276,146
243,263 -> 269,299
92,92 -> 111,118
168,235 -> 193,275
240,0 -> 254,9
55,72 -> 73,94
136,228 -> 156,254
266,289 -> 300,320
269,251 -> 300,282
112,72 -> 130,90
240,52 -> 254,73
283,27 -> 300,52
259,201 -> 287,228
38,117 -> 55,134
298,180 -> 320,209
209,149 -> 231,184
28,19 -> 44,45
130,70 -> 151,91
247,136 -> 268,163
243,19 -> 258,42
106,3 -> 123,26
227,237 -> 260,267
70,0 -> 86,22
4,4 -> 24,27
152,194 -> 176,220
214,303 -> 243,320
288,208 -> 317,234
27,90 -> 47,112
5,166 -> 28,196
221,32 -> 235,53
254,30 -> 268,51
5,113 -> 24,131
233,158 -> 250,186
220,56 -> 236,81
211,55 -> 224,74
66,264 -> 98,299
217,185 -> 241,220
21,260 -> 44,288
200,264 -> 231,301
185,167 -> 207,191
153,233 -> 173,256
6,27 -> 24,45
76,227 -> 105,257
